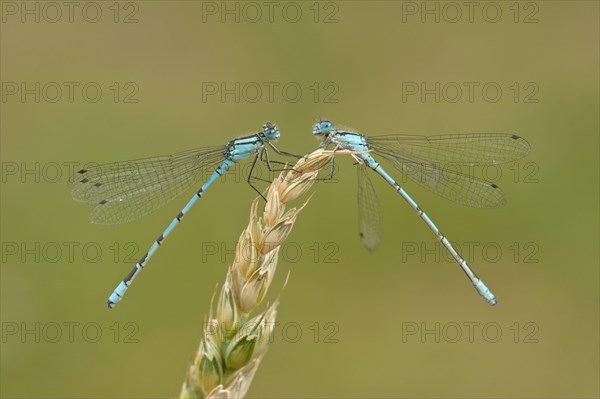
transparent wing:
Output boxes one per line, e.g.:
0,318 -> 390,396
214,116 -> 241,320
369,133 -> 530,165
357,165 -> 383,251
69,146 -> 226,224
379,155 -> 507,208
368,134 -> 529,208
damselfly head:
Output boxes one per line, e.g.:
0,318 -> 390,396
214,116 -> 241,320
262,122 -> 280,140
313,120 -> 335,136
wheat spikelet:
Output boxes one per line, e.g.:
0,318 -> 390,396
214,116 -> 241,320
180,149 -> 339,399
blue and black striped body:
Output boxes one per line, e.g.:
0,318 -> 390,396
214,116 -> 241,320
103,124 -> 280,308
312,122 -> 520,305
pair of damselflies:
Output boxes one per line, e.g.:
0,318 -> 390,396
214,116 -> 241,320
69,121 -> 530,308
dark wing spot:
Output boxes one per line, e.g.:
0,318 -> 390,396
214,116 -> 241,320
511,135 -> 520,140
491,183 -> 499,189
99,199 -> 108,205
94,183 -> 102,187
78,169 -> 87,174
80,178 -> 89,183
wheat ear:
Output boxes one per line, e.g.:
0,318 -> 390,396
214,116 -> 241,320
180,149 -> 337,399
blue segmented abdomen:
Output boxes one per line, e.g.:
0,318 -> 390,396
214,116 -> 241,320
106,158 -> 237,309
366,159 -> 497,305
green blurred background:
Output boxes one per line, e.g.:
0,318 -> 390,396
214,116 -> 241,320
1,1 -> 598,398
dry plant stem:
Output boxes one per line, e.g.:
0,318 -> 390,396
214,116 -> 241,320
180,149 -> 339,399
